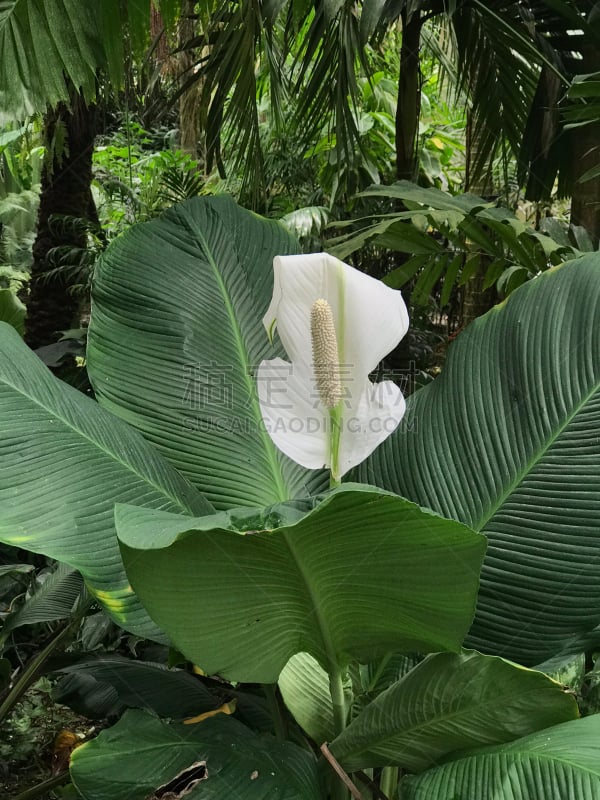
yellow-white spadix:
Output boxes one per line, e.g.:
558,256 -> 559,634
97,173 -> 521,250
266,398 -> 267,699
257,252 -> 409,481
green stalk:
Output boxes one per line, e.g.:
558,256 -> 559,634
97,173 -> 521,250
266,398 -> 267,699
328,666 -> 349,800
328,667 -> 347,736
329,402 -> 343,488
380,766 -> 399,798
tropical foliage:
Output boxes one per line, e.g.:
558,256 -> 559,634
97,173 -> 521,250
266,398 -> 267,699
1,198 -> 599,799
0,1 -> 599,799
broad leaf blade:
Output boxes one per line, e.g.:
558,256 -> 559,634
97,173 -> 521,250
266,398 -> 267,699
53,657 -> 220,720
330,650 -> 578,772
0,562 -> 83,642
278,652 -> 337,744
0,323 -> 212,639
116,485 -> 486,682
54,655 -> 273,732
401,716 -> 600,799
358,255 -> 600,663
87,196 -> 328,510
70,709 -> 322,800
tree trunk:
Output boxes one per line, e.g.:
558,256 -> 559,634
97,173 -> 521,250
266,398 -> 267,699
25,89 -> 97,351
396,8 -> 423,181
460,110 -> 498,327
178,0 -> 202,161
570,42 -> 600,246
390,8 -> 423,390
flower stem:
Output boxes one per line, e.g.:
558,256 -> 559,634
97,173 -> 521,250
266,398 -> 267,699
329,402 -> 343,486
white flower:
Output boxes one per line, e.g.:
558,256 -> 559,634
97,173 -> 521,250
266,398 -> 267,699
257,253 -> 409,482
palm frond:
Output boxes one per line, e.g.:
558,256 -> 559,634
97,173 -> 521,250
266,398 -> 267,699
198,1 -> 269,206
0,0 -> 181,119
448,1 -> 550,188
0,0 -> 105,119
291,0 -> 371,181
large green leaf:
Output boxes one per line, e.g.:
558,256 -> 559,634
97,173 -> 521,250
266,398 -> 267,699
116,485 -> 486,683
53,656 -> 273,732
358,254 -> 600,664
330,650 -> 578,772
87,196 -> 328,510
52,657 -> 220,721
401,715 -> 600,799
0,322 -> 212,639
70,709 -> 322,800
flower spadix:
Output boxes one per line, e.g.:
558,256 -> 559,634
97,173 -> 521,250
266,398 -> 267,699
257,252 -> 409,481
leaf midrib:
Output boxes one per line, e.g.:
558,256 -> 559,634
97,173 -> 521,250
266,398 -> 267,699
473,379 -> 600,532
343,680 -> 571,763
0,367 -> 201,517
282,528 -> 338,672
190,215 -> 289,504
462,747 -> 600,780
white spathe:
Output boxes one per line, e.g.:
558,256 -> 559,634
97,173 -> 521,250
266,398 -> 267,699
257,253 -> 409,478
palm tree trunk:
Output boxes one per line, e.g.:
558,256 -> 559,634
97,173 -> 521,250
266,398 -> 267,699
570,42 -> 600,246
178,0 -> 202,161
461,111 -> 497,327
396,8 -> 423,181
25,89 -> 97,351
390,8 -> 423,389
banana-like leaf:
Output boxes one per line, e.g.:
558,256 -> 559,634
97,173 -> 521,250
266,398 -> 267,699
358,254 -> 600,664
278,652 -> 338,744
330,650 -> 578,772
0,561 -> 83,642
53,656 -> 273,732
116,485 -> 486,683
53,657 -> 219,721
87,196 -> 328,510
0,323 -> 212,639
70,708 -> 322,800
401,715 -> 600,799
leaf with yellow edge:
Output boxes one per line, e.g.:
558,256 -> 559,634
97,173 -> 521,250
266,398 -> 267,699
184,700 -> 237,725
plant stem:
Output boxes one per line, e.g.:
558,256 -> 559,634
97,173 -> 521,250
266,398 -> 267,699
380,766 -> 399,799
328,667 -> 349,800
329,403 -> 342,486
13,771 -> 69,800
329,667 -> 347,735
